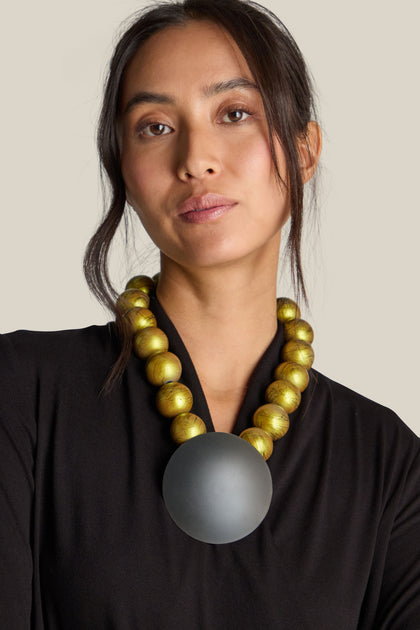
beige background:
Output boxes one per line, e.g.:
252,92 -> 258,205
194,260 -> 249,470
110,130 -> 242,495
1,0 -> 419,435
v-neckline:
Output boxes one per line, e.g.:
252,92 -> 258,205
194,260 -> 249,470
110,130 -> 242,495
150,294 -> 285,436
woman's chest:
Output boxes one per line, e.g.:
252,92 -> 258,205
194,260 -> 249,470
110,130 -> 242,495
34,401 -> 381,629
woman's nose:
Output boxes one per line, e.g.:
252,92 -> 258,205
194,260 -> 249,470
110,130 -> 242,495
176,126 -> 221,182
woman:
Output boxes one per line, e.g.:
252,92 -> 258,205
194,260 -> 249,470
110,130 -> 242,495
1,0 -> 419,628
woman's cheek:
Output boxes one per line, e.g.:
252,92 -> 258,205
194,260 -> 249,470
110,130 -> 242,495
122,155 -> 154,207
236,134 -> 274,178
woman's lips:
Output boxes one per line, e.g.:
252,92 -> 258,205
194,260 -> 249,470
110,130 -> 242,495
177,193 -> 237,224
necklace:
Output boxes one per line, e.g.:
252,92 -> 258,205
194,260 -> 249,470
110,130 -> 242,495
117,275 -> 314,544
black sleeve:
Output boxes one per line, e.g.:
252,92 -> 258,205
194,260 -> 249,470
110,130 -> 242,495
0,334 -> 35,629
375,446 -> 420,628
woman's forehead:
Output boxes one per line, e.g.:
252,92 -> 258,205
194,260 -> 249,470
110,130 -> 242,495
121,20 -> 254,108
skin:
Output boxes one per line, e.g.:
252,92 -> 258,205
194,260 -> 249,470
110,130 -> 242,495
120,20 -> 321,432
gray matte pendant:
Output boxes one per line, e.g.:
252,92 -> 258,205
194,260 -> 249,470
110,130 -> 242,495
162,432 -> 273,544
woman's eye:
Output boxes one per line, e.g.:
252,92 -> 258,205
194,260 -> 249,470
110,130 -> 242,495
140,122 -> 172,137
221,109 -> 251,123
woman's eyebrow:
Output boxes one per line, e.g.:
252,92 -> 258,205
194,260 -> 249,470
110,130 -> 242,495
123,77 -> 258,114
202,77 -> 258,96
124,91 -> 173,114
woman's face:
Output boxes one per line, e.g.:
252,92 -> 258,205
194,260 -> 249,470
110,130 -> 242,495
120,19 -> 290,272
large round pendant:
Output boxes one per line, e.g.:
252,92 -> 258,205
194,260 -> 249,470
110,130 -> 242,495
162,432 -> 273,544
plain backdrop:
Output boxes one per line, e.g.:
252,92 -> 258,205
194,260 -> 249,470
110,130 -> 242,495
1,0 -> 419,435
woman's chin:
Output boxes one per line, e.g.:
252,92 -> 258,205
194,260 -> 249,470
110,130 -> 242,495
161,240 -> 279,275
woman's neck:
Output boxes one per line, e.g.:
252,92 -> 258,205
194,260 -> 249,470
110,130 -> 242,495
156,256 -> 279,432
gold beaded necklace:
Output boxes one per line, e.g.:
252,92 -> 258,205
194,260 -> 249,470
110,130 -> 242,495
117,275 -> 315,461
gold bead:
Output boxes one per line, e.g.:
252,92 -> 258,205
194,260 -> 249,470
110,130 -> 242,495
265,379 -> 301,414
273,361 -> 309,392
253,403 -> 290,440
146,351 -> 182,386
125,307 -> 157,331
283,318 -> 314,344
125,275 -> 155,294
170,412 -> 207,444
277,297 -> 301,322
156,382 -> 193,418
125,306 -> 156,332
118,289 -> 150,313
282,339 -> 314,369
152,272 -> 160,285
133,327 -> 169,359
240,427 -> 273,460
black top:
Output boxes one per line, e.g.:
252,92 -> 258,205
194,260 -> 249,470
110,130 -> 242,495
1,296 -> 419,629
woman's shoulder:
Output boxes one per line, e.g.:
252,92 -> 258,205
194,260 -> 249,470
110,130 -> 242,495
1,323 -> 117,365
0,324 -> 120,398
308,367 -> 419,457
0,324 -> 121,430
298,369 -> 420,527
2,322 -> 115,350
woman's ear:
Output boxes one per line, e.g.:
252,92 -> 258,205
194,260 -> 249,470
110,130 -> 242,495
298,121 -> 322,183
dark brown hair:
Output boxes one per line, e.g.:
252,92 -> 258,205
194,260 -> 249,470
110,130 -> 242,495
84,0 -> 318,385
